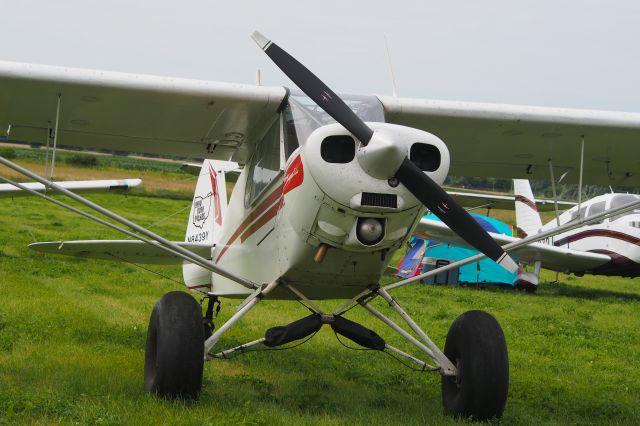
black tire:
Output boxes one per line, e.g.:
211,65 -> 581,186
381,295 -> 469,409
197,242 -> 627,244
144,291 -> 204,399
441,310 -> 509,421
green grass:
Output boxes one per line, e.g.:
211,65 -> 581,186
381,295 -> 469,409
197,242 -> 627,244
1,192 -> 640,424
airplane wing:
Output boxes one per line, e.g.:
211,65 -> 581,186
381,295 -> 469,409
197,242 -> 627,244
415,217 -> 611,273
0,61 -> 286,164
0,178 -> 141,197
29,240 -> 211,264
446,189 -> 576,212
380,96 -> 640,186
3,60 -> 640,186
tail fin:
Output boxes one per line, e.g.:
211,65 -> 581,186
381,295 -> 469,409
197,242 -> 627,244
513,179 -> 542,238
183,160 -> 228,289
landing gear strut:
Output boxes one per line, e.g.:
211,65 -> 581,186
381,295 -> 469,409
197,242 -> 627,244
203,284 -> 509,420
201,295 -> 220,340
145,283 -> 508,419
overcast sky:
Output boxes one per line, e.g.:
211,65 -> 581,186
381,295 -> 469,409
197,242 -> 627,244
1,0 -> 638,111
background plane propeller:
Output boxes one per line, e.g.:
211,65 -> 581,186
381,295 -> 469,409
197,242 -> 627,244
252,31 -> 518,273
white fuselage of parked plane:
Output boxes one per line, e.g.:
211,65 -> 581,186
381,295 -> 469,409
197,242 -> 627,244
542,193 -> 640,276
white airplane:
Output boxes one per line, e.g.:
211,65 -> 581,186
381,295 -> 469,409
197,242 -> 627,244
0,178 -> 141,197
416,179 -> 640,291
514,180 -> 640,283
3,32 -> 640,420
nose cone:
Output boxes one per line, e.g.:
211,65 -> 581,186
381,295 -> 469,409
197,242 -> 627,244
356,132 -> 406,180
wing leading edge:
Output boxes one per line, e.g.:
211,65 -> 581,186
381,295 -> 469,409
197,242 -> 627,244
0,178 -> 141,197
415,217 -> 610,273
29,240 -> 212,265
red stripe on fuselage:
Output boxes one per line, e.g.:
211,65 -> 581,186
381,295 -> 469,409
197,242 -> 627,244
283,154 -> 304,194
554,229 -> 640,247
215,183 -> 284,262
240,198 -> 284,242
188,284 -> 211,290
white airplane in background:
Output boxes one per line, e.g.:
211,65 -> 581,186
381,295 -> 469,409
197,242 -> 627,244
514,180 -> 640,282
0,177 -> 141,197
3,32 -> 640,420
416,180 -> 640,291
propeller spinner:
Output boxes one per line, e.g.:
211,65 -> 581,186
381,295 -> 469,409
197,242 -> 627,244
252,31 -> 518,273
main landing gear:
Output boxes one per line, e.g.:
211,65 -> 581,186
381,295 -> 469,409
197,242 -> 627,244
442,310 -> 509,420
144,291 -> 204,399
144,285 -> 509,420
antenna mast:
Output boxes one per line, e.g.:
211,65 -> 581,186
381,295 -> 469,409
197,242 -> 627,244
384,36 -> 399,97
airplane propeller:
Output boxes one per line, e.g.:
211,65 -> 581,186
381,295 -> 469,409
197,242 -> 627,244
251,31 -> 518,273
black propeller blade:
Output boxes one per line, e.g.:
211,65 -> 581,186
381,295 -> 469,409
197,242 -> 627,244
395,158 -> 515,270
252,31 -> 517,272
252,31 -> 373,145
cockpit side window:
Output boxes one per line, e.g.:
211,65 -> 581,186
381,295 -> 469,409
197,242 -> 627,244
570,206 -> 588,222
586,201 -> 606,223
283,105 -> 300,160
245,118 -> 282,207
610,194 -> 640,222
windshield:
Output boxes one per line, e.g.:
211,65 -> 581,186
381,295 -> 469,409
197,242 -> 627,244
283,91 -> 385,158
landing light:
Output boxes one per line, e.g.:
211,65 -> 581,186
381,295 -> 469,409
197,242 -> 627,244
356,217 -> 385,246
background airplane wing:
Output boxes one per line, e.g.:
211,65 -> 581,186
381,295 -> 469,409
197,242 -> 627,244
446,189 -> 576,211
416,217 -> 611,273
0,61 -> 286,164
29,240 -> 212,264
380,96 -> 640,186
0,178 -> 141,197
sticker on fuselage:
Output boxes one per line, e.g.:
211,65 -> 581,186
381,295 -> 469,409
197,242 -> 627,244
192,192 -> 213,229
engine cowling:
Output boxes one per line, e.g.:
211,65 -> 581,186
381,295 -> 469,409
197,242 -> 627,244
286,122 -> 450,250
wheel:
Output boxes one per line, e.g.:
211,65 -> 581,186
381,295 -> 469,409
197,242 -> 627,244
441,310 -> 509,421
515,281 -> 538,293
144,291 -> 204,399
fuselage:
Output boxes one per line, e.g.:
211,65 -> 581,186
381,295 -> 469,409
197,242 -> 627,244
542,193 -> 640,277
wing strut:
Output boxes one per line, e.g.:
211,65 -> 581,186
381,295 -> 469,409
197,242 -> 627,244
43,94 -> 62,181
577,136 -> 585,219
49,94 -> 62,180
548,160 -> 561,226
0,155 -> 260,291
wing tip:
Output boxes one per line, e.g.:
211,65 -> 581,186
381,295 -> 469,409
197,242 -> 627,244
28,241 -> 59,252
251,31 -> 271,50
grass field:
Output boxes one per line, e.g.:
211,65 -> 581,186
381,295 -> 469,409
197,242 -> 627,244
1,157 -> 640,425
